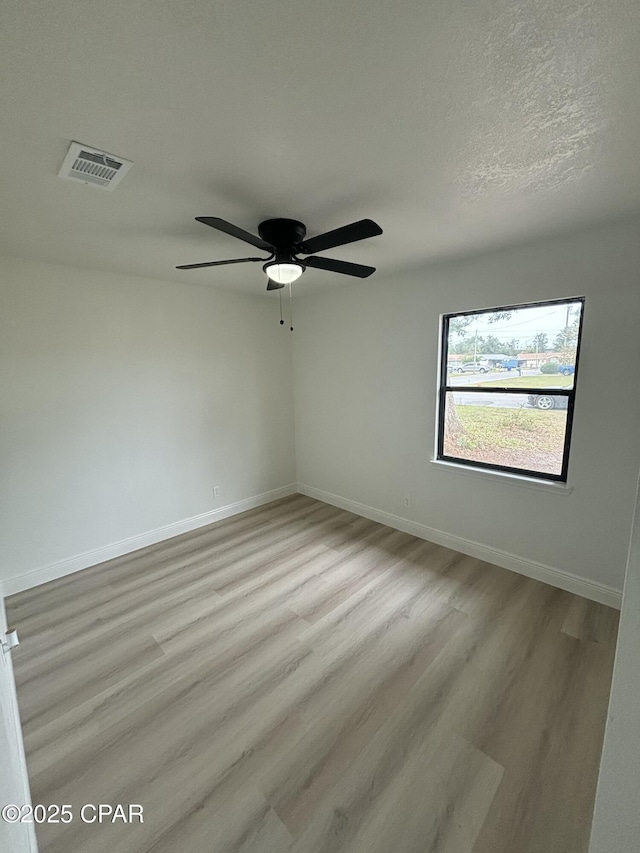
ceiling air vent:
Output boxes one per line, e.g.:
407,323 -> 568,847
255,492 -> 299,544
58,142 -> 133,191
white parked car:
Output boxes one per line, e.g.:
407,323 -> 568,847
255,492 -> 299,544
455,361 -> 489,374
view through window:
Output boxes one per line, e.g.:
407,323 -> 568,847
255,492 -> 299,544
437,297 -> 585,481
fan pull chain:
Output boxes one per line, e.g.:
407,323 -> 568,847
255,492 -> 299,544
279,289 -> 284,325
289,282 -> 294,331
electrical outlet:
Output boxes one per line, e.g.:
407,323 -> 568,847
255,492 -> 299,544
213,486 -> 220,498
404,496 -> 411,509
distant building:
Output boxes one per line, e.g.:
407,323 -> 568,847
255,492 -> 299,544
480,353 -> 510,367
516,350 -> 559,368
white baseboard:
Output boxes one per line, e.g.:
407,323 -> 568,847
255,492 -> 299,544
3,481 -> 623,610
2,485 -> 297,597
297,483 -> 623,610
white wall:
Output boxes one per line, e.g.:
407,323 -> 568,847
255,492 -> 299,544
3,216 -> 639,598
0,599 -> 37,852
0,256 -> 295,586
293,215 -> 640,594
589,475 -> 640,852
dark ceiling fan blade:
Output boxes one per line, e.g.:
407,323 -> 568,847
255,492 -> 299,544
176,257 -> 265,270
266,279 -> 285,291
195,217 -> 274,251
304,256 -> 376,278
299,219 -> 382,255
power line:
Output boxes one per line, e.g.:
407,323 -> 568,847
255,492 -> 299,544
463,307 -> 582,335
449,329 -> 571,341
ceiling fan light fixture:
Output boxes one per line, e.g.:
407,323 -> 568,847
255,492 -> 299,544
263,259 -> 304,285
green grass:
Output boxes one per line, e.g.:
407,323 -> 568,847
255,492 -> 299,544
444,404 -> 566,476
452,405 -> 565,450
471,374 -> 573,389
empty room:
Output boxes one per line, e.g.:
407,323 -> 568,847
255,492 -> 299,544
1,1 -> 640,852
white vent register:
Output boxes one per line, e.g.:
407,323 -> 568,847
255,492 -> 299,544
58,142 -> 133,190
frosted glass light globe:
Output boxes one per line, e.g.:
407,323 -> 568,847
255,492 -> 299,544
264,262 -> 304,284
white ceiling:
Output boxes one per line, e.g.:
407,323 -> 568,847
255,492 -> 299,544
1,0 -> 639,294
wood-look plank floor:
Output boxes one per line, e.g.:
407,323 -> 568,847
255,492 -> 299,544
7,495 -> 619,853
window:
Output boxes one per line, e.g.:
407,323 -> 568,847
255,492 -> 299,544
437,297 -> 585,482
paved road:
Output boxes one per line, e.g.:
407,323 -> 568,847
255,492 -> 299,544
447,369 -> 540,387
447,370 -> 566,409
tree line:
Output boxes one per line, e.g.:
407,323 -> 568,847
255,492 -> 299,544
448,312 -> 580,358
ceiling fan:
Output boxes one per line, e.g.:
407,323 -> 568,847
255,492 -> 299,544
176,216 -> 383,290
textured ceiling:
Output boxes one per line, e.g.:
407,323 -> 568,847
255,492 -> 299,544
0,0 -> 639,293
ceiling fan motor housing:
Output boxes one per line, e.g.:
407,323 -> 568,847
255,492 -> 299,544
258,218 -> 306,253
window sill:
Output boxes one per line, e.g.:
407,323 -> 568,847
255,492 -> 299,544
429,458 -> 574,495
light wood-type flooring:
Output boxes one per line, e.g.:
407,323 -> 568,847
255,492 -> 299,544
7,494 -> 619,853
